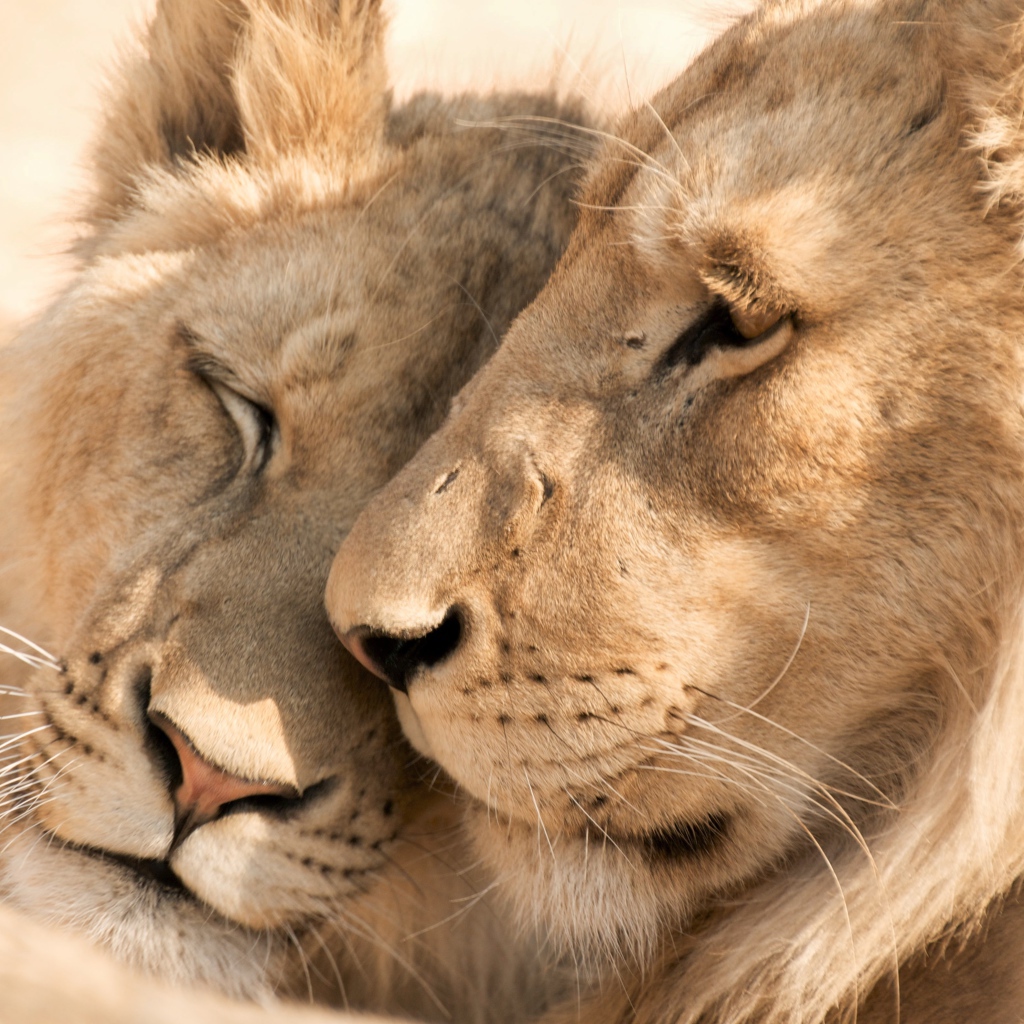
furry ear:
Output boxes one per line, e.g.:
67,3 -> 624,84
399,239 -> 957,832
83,0 -> 389,238
85,0 -> 249,233
234,0 -> 390,168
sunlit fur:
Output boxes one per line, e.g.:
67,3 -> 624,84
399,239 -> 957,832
0,0 -> 586,1018
330,1 -> 1024,1020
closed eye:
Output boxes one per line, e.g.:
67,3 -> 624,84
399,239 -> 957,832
178,323 -> 278,476
656,298 -> 793,381
210,382 -> 277,475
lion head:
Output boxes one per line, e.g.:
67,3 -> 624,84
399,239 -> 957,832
329,0 -> 1024,1020
0,0 -> 582,1014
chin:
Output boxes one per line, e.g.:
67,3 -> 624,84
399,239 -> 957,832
464,807 -> 676,969
0,824 -> 283,1001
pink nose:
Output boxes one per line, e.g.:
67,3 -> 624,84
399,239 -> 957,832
148,712 -> 299,850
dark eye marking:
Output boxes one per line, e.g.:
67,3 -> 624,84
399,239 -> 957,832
655,299 -> 753,374
539,472 -> 555,504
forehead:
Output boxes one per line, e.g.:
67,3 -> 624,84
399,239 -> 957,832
587,2 -> 951,227
545,0 -> 998,340
178,199 -> 454,391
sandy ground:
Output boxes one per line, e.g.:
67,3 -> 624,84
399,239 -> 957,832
0,0 -> 750,329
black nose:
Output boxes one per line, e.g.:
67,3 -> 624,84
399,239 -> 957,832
339,609 -> 463,693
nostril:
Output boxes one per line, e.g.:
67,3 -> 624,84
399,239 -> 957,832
345,609 -> 463,694
146,714 -> 183,793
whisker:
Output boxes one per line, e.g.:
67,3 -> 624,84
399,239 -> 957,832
662,725 -> 884,845
282,923 -> 315,1003
644,741 -> 874,858
563,789 -> 636,868
0,626 -> 60,665
402,878 -> 502,941
0,726 -> 50,754
711,603 -> 810,726
460,115 -> 677,184
641,97 -> 691,176
0,643 -> 59,672
684,701 -> 896,808
523,767 -> 557,864
336,903 -> 450,1017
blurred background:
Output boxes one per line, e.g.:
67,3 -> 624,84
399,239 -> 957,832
0,0 -> 750,328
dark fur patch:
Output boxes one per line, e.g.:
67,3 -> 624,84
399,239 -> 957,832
161,105 -> 246,166
641,812 -> 729,861
904,89 -> 945,138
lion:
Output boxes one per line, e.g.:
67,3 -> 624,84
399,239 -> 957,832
0,0 -> 586,1018
327,0 -> 1024,1020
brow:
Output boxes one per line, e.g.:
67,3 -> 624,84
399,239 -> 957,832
175,322 -> 254,395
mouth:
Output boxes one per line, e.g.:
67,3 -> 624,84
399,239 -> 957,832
637,813 -> 730,862
64,838 -> 192,899
104,849 -> 190,894
558,812 -> 730,863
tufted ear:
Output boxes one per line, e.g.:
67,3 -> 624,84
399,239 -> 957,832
83,0 -> 389,239
233,0 -> 389,169
85,0 -> 248,234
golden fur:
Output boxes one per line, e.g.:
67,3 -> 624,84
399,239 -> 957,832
0,903 -> 369,1024
0,0 -> 584,1018
329,0 -> 1024,1020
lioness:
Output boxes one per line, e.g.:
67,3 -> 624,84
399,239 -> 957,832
329,0 -> 1024,1020
0,0 -> 583,1017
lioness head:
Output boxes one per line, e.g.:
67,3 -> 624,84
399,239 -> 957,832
330,0 -> 1024,1017
0,0 -> 581,1008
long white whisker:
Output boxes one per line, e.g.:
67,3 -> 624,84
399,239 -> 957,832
522,767 -> 556,864
684,702 -> 895,808
0,726 -> 49,754
563,789 -> 636,868
336,903 -> 450,1017
459,115 -> 683,196
641,97 -> 691,176
307,923 -> 348,1008
0,643 -> 58,672
0,626 -> 60,664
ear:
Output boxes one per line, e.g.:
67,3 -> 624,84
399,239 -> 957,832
234,0 -> 390,168
84,0 -> 389,236
85,0 -> 248,233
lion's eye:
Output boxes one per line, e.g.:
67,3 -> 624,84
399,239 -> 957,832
657,298 -> 792,379
209,381 -> 277,474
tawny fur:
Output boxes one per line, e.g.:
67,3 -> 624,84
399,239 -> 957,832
0,0 -> 588,1019
329,1 -> 1024,1021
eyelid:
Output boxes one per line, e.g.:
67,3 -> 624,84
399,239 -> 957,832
658,299 -> 747,372
185,351 -> 266,408
655,298 -> 794,381
206,378 -> 276,475
702,317 -> 794,381
730,305 -> 784,341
